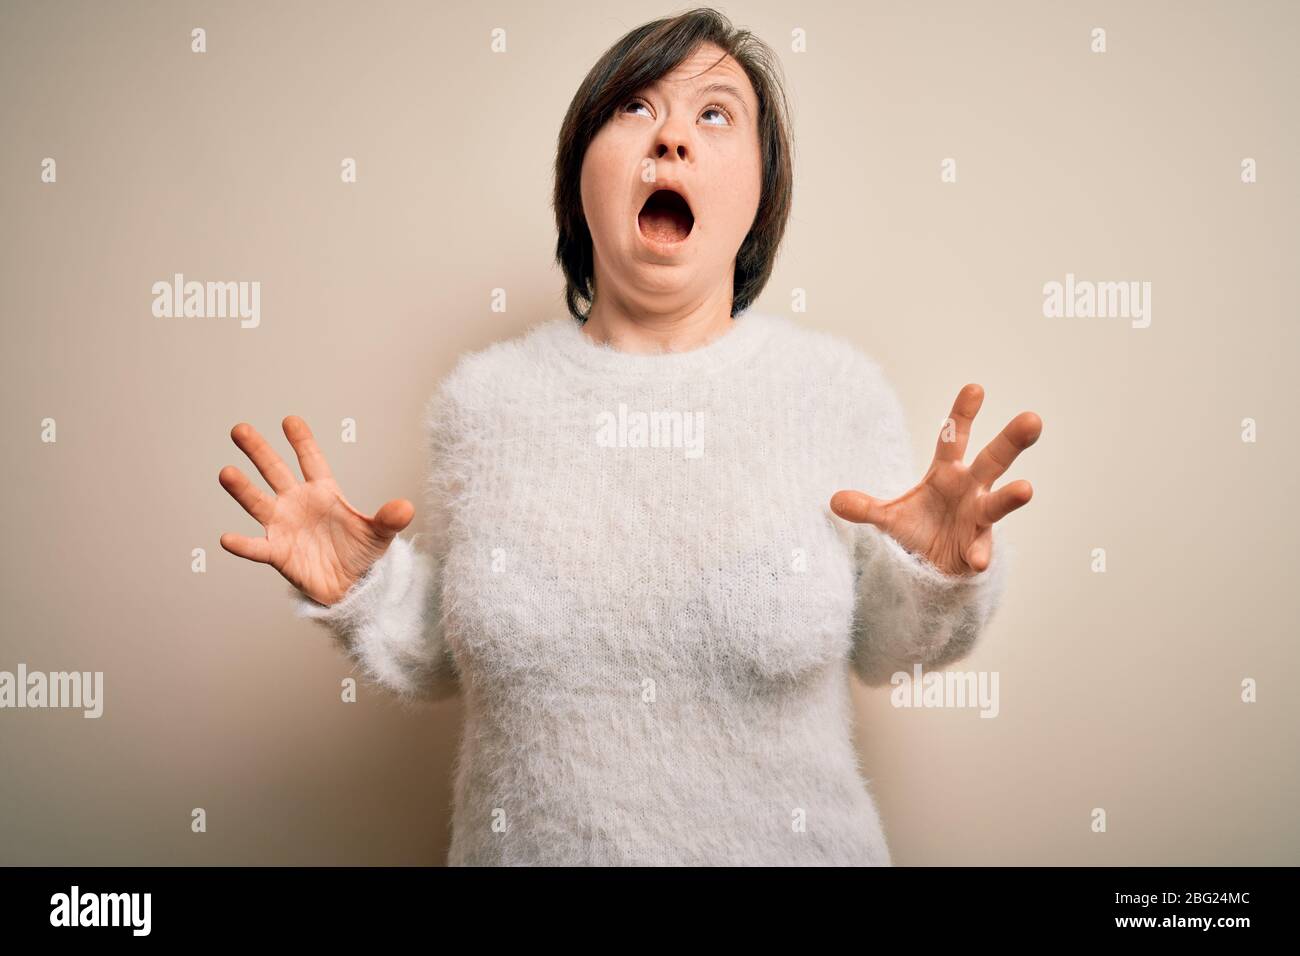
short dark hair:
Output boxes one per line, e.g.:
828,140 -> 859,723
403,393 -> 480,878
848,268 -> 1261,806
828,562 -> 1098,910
551,8 -> 795,324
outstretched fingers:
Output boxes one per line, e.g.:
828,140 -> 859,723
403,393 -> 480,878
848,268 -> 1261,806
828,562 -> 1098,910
829,489 -> 886,527
934,384 -> 985,463
218,465 -> 275,525
283,415 -> 334,483
230,422 -> 298,494
979,479 -> 1034,524
219,531 -> 272,564
969,411 -> 1043,489
371,498 -> 415,538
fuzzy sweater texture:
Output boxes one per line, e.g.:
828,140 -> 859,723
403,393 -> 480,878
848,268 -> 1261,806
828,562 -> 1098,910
293,309 -> 1011,866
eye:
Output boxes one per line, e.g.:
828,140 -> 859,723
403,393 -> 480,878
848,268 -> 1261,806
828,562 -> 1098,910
621,98 -> 735,126
700,104 -> 734,126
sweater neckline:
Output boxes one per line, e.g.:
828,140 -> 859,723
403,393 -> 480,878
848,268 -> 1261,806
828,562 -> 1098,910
545,308 -> 778,379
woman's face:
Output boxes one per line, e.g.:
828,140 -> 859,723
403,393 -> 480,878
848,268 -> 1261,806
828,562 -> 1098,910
580,42 -> 763,313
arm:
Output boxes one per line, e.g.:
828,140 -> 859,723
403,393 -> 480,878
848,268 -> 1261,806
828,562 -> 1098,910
291,384 -> 463,704
840,360 -> 1013,687
851,517 -> 1009,687
292,531 -> 459,702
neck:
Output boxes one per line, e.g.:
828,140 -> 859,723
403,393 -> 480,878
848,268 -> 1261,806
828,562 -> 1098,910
581,289 -> 736,355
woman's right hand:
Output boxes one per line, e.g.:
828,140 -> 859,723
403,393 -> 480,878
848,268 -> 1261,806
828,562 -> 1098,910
218,416 -> 414,606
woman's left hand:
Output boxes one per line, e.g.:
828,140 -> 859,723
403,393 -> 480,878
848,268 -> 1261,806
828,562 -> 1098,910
830,384 -> 1042,576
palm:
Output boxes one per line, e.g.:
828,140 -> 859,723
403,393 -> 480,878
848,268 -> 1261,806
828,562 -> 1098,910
218,416 -> 413,605
263,479 -> 392,600
831,384 -> 1042,576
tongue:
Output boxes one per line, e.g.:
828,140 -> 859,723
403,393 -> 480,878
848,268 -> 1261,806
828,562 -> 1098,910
639,207 -> 692,242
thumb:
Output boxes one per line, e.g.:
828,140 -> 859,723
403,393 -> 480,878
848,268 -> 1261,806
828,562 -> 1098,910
371,498 -> 415,539
830,490 -> 884,527
963,526 -> 994,573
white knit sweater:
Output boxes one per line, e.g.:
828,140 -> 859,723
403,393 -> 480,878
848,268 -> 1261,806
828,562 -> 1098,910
293,309 -> 1010,866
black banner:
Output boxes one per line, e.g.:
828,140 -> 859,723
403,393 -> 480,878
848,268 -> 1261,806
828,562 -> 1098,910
0,865 -> 1281,941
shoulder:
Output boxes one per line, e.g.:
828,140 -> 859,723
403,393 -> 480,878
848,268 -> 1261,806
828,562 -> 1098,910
752,311 -> 900,407
421,316 -> 571,432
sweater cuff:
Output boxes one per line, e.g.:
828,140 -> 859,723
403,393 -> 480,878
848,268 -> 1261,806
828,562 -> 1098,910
868,521 -> 1008,601
852,520 -> 1011,681
291,535 -> 416,631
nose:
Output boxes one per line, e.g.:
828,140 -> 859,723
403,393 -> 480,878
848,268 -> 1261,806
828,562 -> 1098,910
654,138 -> 688,162
653,114 -> 692,164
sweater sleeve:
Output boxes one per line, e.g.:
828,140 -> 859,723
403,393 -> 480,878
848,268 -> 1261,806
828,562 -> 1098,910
841,356 -> 1011,688
289,382 -> 463,704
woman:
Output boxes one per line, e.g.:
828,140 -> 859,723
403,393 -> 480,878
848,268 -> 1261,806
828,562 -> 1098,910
218,8 -> 1041,866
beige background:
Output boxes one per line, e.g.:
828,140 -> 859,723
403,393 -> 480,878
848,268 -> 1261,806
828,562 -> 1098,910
2,0 -> 1296,865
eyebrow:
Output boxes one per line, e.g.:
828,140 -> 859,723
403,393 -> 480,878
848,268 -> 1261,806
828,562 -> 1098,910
645,78 -> 752,121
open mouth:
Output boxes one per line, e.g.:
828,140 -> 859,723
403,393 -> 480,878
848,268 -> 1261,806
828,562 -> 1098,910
637,189 -> 694,243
